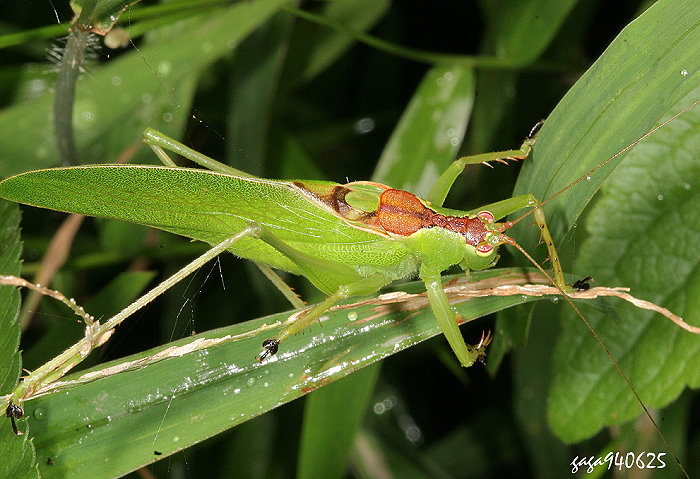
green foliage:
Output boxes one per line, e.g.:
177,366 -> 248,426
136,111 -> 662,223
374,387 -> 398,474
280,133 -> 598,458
0,0 -> 698,478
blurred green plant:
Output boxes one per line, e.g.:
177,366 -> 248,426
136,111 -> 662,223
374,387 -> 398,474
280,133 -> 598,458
0,0 -> 698,478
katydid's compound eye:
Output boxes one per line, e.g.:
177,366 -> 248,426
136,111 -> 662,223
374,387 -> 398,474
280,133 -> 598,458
476,242 -> 493,256
477,211 -> 494,223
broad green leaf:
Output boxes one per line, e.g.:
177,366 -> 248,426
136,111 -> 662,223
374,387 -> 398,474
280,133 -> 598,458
23,268 -> 545,478
0,200 -> 37,478
549,94 -> 700,442
510,0 -> 700,443
482,0 -> 578,65
514,0 -> 700,247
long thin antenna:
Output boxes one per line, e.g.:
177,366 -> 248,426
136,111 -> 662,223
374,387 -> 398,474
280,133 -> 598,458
510,97 -> 700,227
502,235 -> 690,479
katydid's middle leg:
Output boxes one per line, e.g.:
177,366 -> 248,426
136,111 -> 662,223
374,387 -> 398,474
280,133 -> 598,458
257,273 -> 389,361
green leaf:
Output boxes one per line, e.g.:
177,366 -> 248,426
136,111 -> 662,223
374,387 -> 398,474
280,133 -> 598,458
0,200 -> 37,477
510,0 -> 700,443
482,0 -> 578,64
549,93 -> 700,442
373,63 -> 475,191
514,0 -> 700,247
226,11 -> 294,175
23,268 -> 544,478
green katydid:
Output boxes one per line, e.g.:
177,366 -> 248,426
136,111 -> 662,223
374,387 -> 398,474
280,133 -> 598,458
4,103 -> 696,371
2,101 -> 698,372
0,123 -> 550,369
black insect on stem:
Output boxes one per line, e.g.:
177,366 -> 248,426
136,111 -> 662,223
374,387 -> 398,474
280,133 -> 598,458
6,403 -> 24,436
572,276 -> 594,291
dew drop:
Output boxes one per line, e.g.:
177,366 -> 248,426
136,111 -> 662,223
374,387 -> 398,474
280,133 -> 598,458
347,312 -> 358,321
354,117 -> 375,134
157,62 -> 171,76
162,112 -> 173,122
111,76 -> 122,87
657,194 -> 664,201
586,176 -> 591,181
28,79 -> 47,96
684,183 -> 691,190
33,408 -> 45,420
680,69 -> 688,76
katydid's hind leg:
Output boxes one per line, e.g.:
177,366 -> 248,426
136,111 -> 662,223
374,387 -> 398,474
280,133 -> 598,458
143,128 -> 252,177
422,271 -> 491,367
257,289 -> 345,362
426,120 -> 543,207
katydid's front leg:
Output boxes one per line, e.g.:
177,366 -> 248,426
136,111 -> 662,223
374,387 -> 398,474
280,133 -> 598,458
427,121 -> 543,207
421,267 -> 490,367
475,193 -> 568,290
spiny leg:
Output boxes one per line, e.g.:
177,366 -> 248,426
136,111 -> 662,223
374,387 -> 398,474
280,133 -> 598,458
427,121 -> 543,207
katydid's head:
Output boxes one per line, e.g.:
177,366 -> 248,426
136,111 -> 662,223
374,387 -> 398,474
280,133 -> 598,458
472,210 -> 515,258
